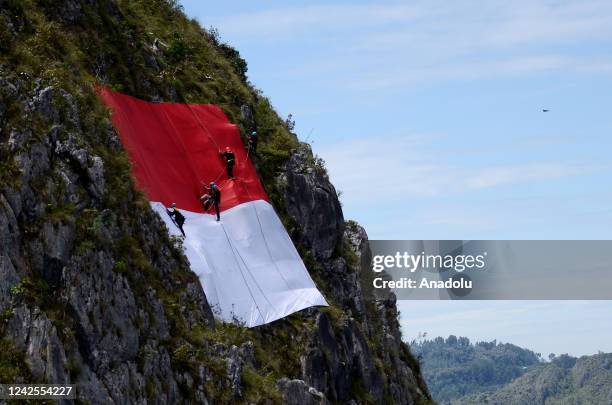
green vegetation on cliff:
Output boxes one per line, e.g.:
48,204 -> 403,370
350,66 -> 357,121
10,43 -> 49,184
0,0 -> 431,403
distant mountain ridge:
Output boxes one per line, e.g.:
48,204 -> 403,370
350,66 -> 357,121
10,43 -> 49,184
413,335 -> 612,405
412,335 -> 542,402
457,352 -> 612,405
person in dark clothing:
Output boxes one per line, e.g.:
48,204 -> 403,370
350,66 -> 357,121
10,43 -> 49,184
200,182 -> 221,221
220,146 -> 236,179
167,203 -> 186,236
247,131 -> 258,154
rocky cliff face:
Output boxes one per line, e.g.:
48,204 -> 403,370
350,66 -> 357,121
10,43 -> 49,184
0,1 -> 431,403
279,145 -> 430,404
1,75 -> 214,403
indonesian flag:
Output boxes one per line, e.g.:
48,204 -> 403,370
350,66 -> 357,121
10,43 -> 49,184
100,88 -> 328,327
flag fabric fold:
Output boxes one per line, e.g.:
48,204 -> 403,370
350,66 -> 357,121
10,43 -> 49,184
100,88 -> 328,327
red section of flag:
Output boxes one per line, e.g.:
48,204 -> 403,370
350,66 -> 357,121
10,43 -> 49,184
99,88 -> 268,213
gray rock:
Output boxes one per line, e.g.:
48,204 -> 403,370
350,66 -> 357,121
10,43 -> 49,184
2,179 -> 24,218
0,194 -> 19,259
0,254 -> 19,311
40,220 -> 74,287
29,86 -> 80,128
219,341 -> 254,399
8,305 -> 69,384
240,104 -> 254,129
278,378 -> 329,405
226,345 -> 244,398
87,155 -> 106,199
7,129 -> 27,151
29,86 -> 59,123
64,251 -> 140,367
16,140 -> 51,180
143,288 -> 170,340
72,361 -> 114,405
51,0 -> 83,24
280,144 -> 344,260
54,133 -> 107,201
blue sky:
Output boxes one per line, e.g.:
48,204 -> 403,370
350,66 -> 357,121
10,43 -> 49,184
181,0 -> 612,356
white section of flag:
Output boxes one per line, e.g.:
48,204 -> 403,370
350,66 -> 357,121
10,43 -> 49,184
151,200 -> 328,327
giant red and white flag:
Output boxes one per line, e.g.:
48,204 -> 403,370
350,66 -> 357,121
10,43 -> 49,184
100,88 -> 328,327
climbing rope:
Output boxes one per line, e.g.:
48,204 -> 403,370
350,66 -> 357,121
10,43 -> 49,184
186,102 -> 314,308
186,103 -> 235,194
158,106 -> 204,193
185,102 -> 221,150
218,220 -> 267,324
238,174 -> 314,306
225,223 -> 276,311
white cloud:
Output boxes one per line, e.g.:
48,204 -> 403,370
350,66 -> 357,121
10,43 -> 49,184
210,1 -> 612,44
464,163 -> 583,189
206,0 -> 612,89
340,55 -> 572,91
319,135 -> 593,208
205,4 -> 427,39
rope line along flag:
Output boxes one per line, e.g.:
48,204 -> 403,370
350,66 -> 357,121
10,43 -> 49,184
99,88 -> 328,327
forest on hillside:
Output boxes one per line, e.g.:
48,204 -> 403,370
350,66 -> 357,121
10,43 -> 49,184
413,335 -> 612,405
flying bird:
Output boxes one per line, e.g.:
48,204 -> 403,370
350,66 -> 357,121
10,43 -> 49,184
542,109 -> 549,112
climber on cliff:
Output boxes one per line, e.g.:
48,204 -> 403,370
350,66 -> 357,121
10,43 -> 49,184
220,146 -> 236,179
247,131 -> 258,155
167,203 -> 186,236
200,182 -> 221,221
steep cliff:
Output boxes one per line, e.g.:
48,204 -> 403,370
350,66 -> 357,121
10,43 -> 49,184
0,1 -> 431,403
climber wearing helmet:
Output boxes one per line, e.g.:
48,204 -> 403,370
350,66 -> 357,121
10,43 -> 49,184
220,146 -> 236,179
167,202 -> 186,236
247,131 -> 258,154
200,182 -> 221,221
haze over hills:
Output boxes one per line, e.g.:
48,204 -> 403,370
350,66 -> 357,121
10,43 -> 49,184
413,335 -> 612,405
412,335 -> 542,402
458,352 -> 612,405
